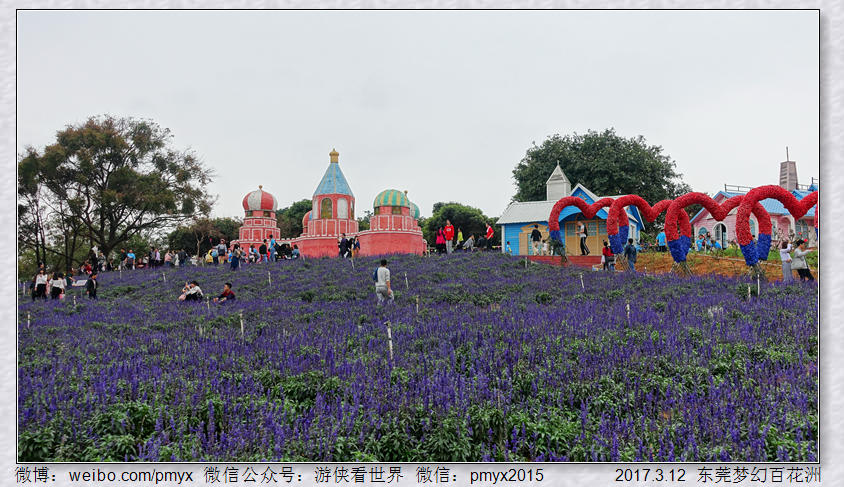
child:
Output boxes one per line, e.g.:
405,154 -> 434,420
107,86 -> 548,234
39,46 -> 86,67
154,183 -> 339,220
213,282 -> 236,303
86,272 -> 98,299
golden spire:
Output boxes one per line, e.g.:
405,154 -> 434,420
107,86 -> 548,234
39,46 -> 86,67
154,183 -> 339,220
329,148 -> 339,163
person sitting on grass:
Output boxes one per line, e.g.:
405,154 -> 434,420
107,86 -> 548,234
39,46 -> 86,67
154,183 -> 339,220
214,282 -> 236,303
179,281 -> 204,301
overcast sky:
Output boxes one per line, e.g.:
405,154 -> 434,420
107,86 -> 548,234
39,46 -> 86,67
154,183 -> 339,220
17,10 -> 818,219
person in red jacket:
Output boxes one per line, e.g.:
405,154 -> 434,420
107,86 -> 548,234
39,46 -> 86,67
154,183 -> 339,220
444,220 -> 455,254
601,240 -> 615,271
485,223 -> 494,251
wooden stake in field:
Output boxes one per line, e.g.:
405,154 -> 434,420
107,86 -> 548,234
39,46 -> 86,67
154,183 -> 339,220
27,312 -> 30,329
350,257 -> 354,270
626,301 -> 631,322
757,276 -> 760,296
524,257 -> 528,268
416,296 -> 420,314
162,272 -> 166,283
747,285 -> 751,300
267,271 -> 272,286
385,321 -> 394,362
239,310 -> 245,339
73,295 -> 77,306
580,274 -> 584,289
119,269 -> 122,279
206,297 -> 211,313
404,272 -> 409,290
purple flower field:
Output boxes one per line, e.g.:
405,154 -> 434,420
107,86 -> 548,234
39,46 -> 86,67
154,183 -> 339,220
18,253 -> 817,462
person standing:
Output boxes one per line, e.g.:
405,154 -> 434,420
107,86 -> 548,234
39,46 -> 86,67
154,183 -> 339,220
49,272 -> 66,299
178,249 -> 187,267
86,272 -> 99,299
353,238 -> 361,257
657,230 -> 667,252
33,269 -> 48,301
269,237 -> 277,262
578,220 -> 589,256
338,234 -> 349,258
119,248 -> 127,270
623,238 -> 638,273
164,250 -> 173,267
218,240 -> 228,264
230,244 -> 242,271
779,240 -> 793,283
530,224 -> 542,255
791,239 -> 814,282
602,241 -> 615,271
435,227 -> 446,254
125,249 -> 135,270
456,228 -> 464,250
485,223 -> 494,251
505,241 -> 513,255
374,259 -> 394,306
259,240 -> 268,263
444,220 -> 455,254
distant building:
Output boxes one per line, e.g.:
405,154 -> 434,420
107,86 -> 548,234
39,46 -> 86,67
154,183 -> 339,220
497,165 -> 643,256
236,149 -> 425,258
238,185 -> 280,250
690,158 -> 818,247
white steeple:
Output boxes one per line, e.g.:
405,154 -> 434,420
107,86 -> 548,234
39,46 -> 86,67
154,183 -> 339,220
545,164 -> 571,201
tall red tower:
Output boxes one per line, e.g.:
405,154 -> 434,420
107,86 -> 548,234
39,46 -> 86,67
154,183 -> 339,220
238,185 -> 280,250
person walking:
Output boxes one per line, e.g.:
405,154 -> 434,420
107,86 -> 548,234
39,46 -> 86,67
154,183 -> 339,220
578,220 -> 589,256
86,271 -> 99,299
505,241 -> 513,255
435,227 -> 446,254
444,220 -> 455,254
779,240 -> 793,283
602,240 -> 616,271
623,238 -> 638,273
791,239 -> 814,282
374,259 -> 394,306
530,224 -> 542,255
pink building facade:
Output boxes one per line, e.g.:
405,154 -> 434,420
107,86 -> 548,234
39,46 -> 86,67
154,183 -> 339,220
238,186 -> 281,249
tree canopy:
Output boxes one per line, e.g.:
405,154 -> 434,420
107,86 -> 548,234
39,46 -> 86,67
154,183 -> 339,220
18,115 -> 215,273
276,199 -> 313,238
423,202 -> 496,245
512,128 -> 691,206
167,217 -> 241,257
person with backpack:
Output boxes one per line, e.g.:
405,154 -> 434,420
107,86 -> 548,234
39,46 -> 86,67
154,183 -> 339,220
373,259 -> 394,306
623,238 -> 638,273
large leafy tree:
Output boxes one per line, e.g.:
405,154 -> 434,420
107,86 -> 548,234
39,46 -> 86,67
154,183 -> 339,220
423,202 -> 495,245
167,217 -> 242,257
18,115 -> 215,262
512,128 -> 691,205
276,199 -> 313,238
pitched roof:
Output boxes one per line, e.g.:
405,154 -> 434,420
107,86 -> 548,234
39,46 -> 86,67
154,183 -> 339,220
497,187 -> 642,226
690,190 -> 816,223
313,161 -> 354,197
545,164 -> 570,185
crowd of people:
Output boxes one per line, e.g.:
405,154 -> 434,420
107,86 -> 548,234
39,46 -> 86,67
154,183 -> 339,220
432,220 -> 495,254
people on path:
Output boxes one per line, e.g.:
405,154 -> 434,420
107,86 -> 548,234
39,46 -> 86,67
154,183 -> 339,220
623,238 -> 638,273
578,220 -> 589,256
530,224 -> 542,255
179,281 -> 204,302
791,239 -> 815,282
602,241 -> 616,272
374,259 -> 394,306
49,272 -> 66,299
444,220 -> 455,254
213,282 -> 236,303
86,272 -> 98,299
779,240 -> 793,283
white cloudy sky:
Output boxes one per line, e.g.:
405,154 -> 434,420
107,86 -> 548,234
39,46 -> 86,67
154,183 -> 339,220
17,10 -> 819,219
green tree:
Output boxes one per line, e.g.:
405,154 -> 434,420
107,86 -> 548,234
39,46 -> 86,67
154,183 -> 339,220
512,129 -> 691,207
424,202 -> 494,246
167,217 -> 241,257
18,115 -> 215,262
277,199 -> 313,238
357,209 -> 373,231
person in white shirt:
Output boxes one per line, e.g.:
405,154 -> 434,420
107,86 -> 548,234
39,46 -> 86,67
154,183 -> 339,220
779,240 -> 793,283
374,259 -> 394,306
49,272 -> 66,300
179,281 -> 204,301
578,220 -> 589,255
33,269 -> 49,301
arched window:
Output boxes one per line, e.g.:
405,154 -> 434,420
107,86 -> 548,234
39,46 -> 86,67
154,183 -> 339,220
391,206 -> 402,215
337,198 -> 349,219
320,198 -> 333,219
350,201 -> 354,219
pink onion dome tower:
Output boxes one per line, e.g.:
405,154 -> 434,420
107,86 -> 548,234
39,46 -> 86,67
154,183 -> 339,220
298,149 -> 359,256
357,189 -> 426,256
238,185 -> 280,250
